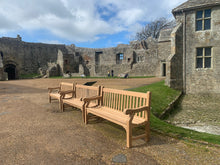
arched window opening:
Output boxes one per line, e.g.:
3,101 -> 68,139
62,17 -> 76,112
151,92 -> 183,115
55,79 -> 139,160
4,64 -> 16,80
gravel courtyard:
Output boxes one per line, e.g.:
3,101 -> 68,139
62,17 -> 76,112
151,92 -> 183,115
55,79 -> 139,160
0,78 -> 219,165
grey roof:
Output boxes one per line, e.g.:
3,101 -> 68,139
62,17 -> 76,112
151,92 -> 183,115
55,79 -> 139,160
172,0 -> 220,14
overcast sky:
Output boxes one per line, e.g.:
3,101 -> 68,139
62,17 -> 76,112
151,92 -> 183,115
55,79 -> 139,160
0,0 -> 187,48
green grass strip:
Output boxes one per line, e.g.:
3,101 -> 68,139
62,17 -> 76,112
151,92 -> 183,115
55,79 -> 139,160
49,76 -> 154,79
130,80 -> 181,116
129,80 -> 220,145
19,73 -> 40,79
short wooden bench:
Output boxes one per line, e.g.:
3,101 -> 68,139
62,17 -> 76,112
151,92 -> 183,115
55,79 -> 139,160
60,84 -> 101,121
48,82 -> 74,110
84,87 -> 151,148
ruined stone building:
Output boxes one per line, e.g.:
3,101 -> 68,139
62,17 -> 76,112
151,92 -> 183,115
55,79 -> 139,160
0,35 -> 170,81
0,0 -> 220,94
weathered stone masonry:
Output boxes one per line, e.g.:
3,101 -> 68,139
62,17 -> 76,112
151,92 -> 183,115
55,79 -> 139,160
166,0 -> 220,94
0,35 -> 171,80
0,36 -> 69,79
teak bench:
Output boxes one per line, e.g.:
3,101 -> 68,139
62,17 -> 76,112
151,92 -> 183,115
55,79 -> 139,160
84,87 -> 151,148
60,84 -> 101,121
48,82 -> 74,110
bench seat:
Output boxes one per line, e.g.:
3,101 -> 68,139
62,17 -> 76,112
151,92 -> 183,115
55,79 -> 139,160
87,106 -> 146,126
63,98 -> 97,110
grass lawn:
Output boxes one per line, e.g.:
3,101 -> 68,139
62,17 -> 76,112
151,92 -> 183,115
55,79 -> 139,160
19,73 -> 41,79
130,81 -> 220,145
50,76 -> 154,79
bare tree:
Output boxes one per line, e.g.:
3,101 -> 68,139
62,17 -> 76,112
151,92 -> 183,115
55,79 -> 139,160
135,17 -> 175,41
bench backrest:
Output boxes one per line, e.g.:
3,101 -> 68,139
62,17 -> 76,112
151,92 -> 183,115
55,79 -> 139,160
60,82 -> 74,97
75,84 -> 101,103
102,87 -> 151,120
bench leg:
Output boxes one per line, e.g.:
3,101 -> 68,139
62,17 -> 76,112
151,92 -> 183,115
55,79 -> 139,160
82,109 -> 85,123
145,122 -> 150,142
85,111 -> 88,124
60,101 -> 64,112
59,103 -> 63,112
126,125 -> 132,148
49,96 -> 51,103
59,98 -> 63,112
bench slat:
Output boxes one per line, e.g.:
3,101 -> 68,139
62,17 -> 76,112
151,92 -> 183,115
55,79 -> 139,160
103,87 -> 148,98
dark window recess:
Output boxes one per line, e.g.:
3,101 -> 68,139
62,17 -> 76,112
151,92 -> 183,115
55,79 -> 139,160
64,60 -> 68,64
0,51 -> 3,60
86,60 -> 89,64
204,19 -> 211,30
116,53 -> 124,64
196,47 -> 212,68
196,20 -> 203,31
162,63 -> 166,76
127,58 -> 131,62
196,9 -> 211,31
197,48 -> 203,56
75,52 -> 80,56
205,47 -> 211,56
205,9 -> 211,17
95,51 -> 102,65
196,58 -> 203,68
196,10 -> 203,19
205,58 -> 211,68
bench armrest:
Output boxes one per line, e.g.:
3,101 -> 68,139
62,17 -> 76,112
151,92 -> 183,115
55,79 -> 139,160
124,106 -> 150,115
83,96 -> 102,107
83,96 -> 102,102
60,90 -> 75,98
48,87 -> 60,93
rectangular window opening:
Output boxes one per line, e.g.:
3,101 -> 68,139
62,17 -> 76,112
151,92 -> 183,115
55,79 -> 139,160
196,47 -> 212,69
116,53 -> 124,64
196,9 -> 211,31
95,51 -> 102,65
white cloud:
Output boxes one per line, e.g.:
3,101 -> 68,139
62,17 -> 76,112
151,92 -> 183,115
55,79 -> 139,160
38,39 -> 63,45
0,0 -> 187,43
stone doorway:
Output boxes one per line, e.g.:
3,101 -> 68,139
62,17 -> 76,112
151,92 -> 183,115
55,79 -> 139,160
4,64 -> 16,80
162,62 -> 166,77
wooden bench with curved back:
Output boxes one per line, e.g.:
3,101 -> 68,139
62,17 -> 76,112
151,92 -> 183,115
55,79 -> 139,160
60,84 -> 101,121
48,82 -> 74,110
84,87 -> 151,148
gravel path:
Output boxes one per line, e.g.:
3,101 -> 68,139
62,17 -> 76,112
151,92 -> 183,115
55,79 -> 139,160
0,78 -> 219,165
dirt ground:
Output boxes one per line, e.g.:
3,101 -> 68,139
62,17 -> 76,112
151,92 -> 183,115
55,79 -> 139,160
0,78 -> 220,165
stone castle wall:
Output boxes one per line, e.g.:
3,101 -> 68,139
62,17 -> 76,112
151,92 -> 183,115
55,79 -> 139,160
0,34 -> 172,80
0,36 -> 69,79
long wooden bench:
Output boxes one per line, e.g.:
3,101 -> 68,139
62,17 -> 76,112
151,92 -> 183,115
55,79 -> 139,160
48,82 -> 74,110
84,87 -> 151,148
60,84 -> 101,121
